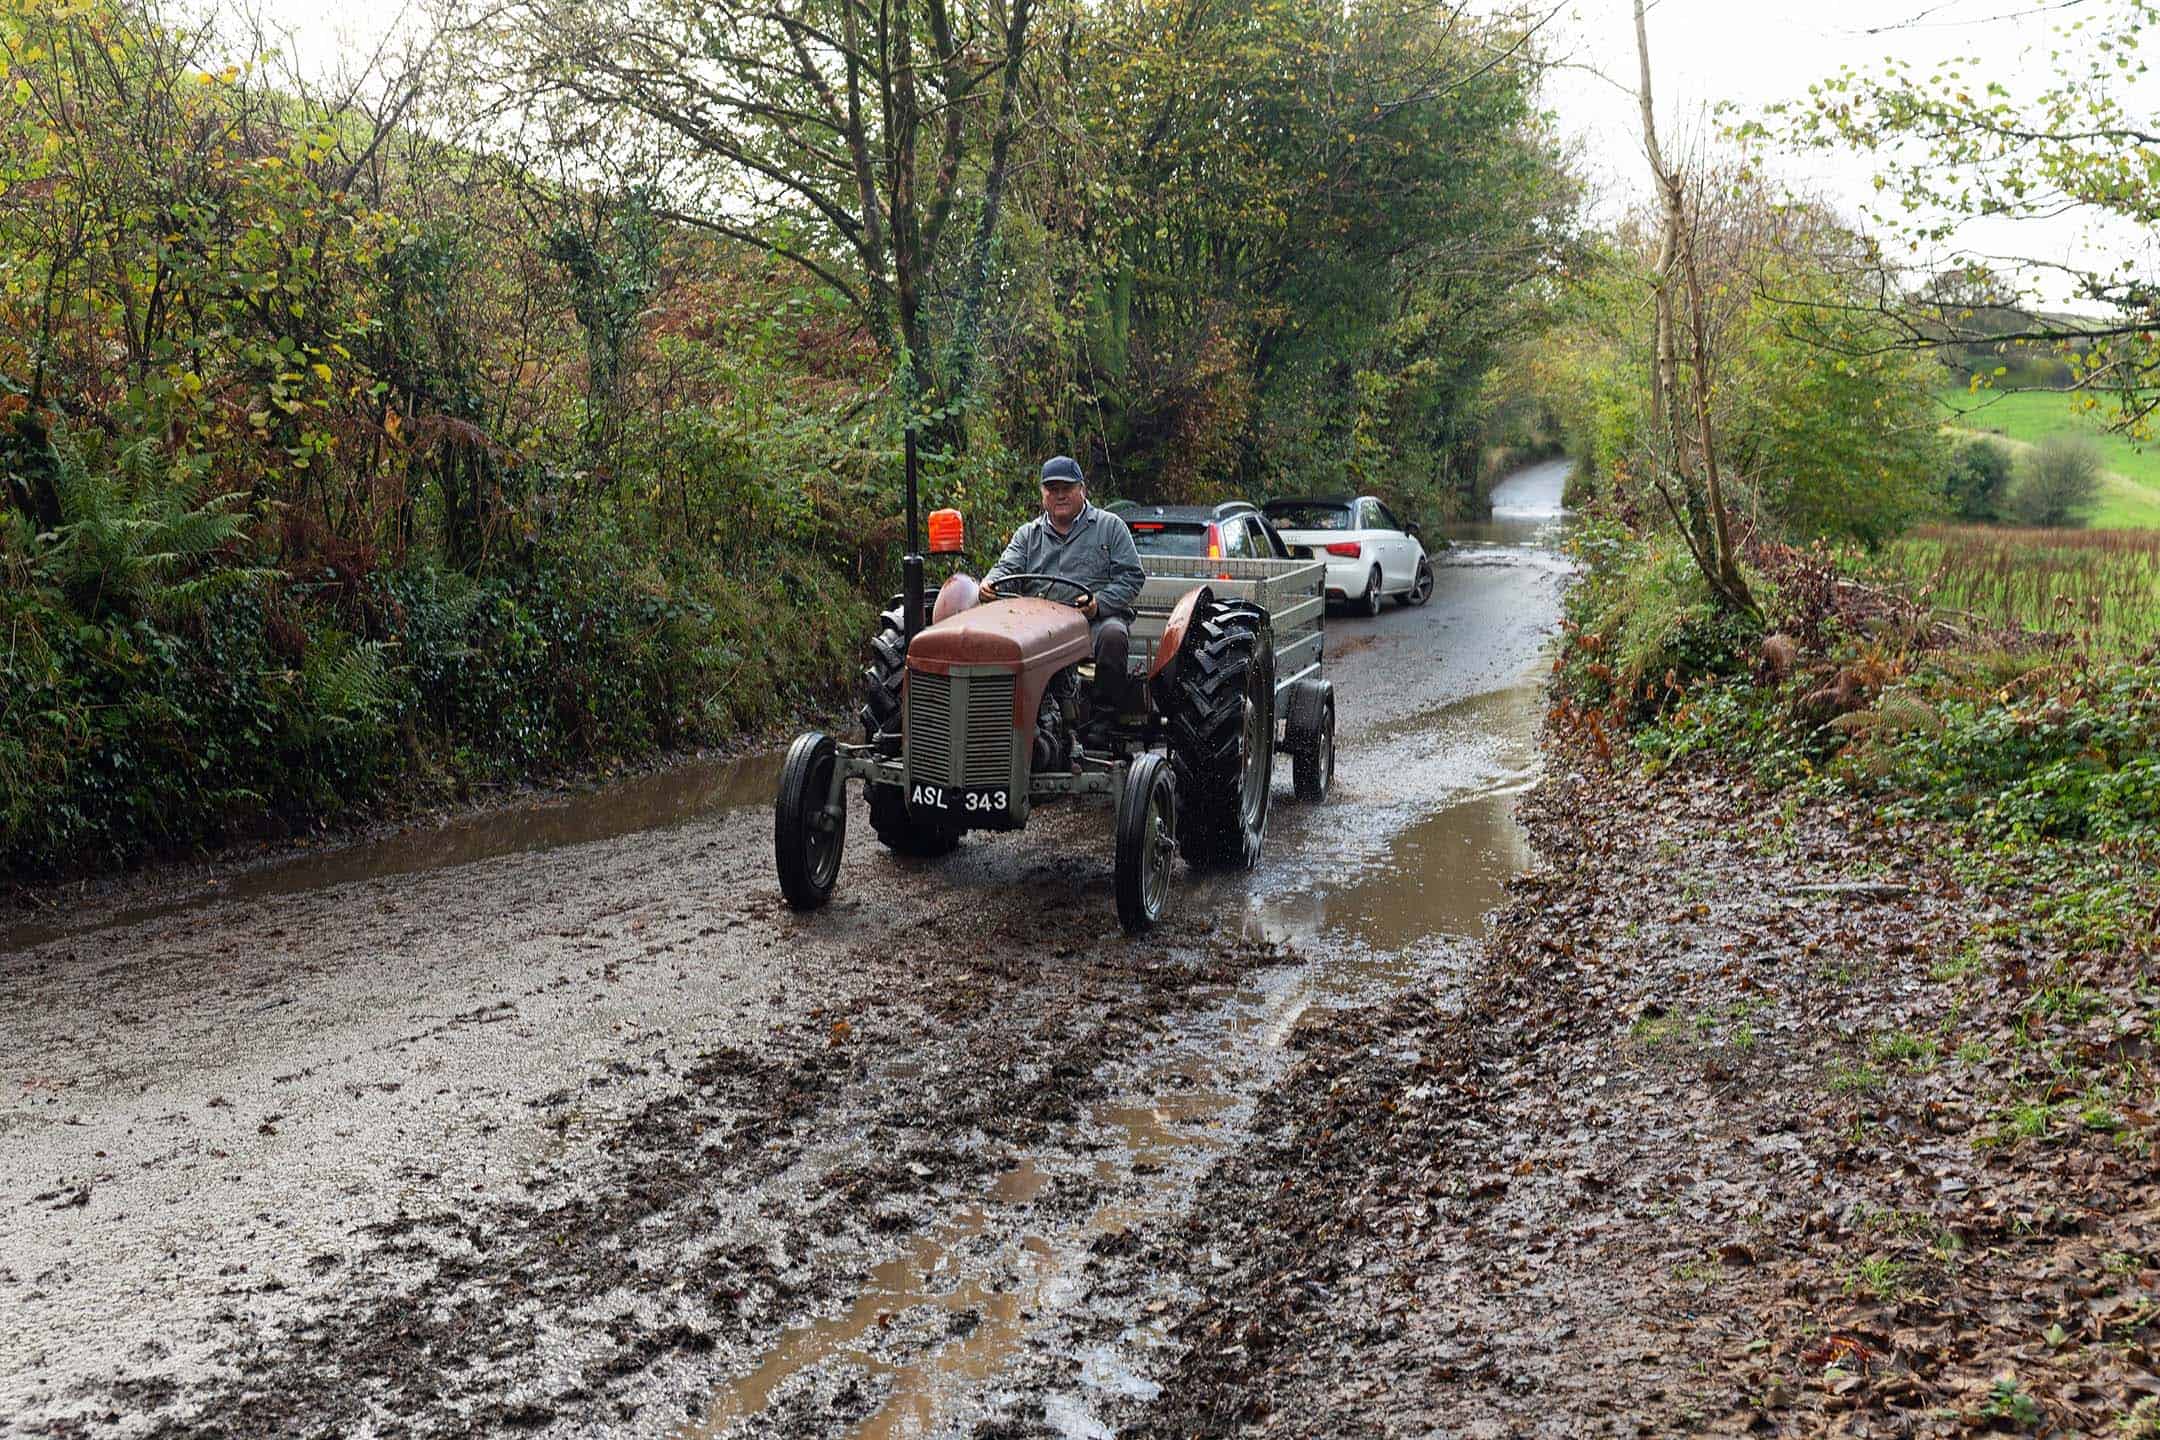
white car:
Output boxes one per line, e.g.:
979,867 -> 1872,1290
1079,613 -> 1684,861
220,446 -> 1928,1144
1263,496 -> 1434,616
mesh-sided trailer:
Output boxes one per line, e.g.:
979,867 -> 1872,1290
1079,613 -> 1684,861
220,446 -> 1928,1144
1131,554 -> 1326,696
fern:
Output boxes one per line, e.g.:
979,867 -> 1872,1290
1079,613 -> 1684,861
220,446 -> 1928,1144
34,419 -> 270,622
302,642 -> 396,725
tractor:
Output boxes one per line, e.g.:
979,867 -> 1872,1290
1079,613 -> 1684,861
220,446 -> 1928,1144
774,435 -> 1334,932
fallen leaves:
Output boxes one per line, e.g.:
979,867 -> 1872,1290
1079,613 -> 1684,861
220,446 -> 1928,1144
1128,738 -> 2159,1438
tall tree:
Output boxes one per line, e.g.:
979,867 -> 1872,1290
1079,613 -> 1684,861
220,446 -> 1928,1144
1010,0 -> 1574,505
1631,0 -> 1753,612
456,0 -> 1036,436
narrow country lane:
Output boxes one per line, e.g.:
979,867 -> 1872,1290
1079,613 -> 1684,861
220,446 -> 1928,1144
1,463 -> 1571,1439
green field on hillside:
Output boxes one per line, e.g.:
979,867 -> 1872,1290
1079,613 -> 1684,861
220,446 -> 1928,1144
1938,386 -> 2160,528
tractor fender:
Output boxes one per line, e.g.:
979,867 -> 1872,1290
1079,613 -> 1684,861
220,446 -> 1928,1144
932,572 -> 981,624
1148,584 -> 1214,682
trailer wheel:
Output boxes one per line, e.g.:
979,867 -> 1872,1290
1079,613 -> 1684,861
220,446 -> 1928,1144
1284,678 -> 1335,803
775,732 -> 846,909
1155,596 -> 1273,869
867,782 -> 961,857
1115,752 -> 1178,933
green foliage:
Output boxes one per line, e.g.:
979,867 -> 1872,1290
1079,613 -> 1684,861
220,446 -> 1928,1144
1023,0 -> 1578,520
1722,271 -> 1948,547
1851,663 -> 2160,845
1562,516 -> 2160,895
0,0 -> 892,879
1631,680 -> 1828,789
1533,223 -> 1946,549
0,581 -> 399,871
23,421 -> 267,622
2006,436 -> 2105,529
1771,1 -> 2160,439
0,538 -> 870,877
1943,439 -> 2013,522
1937,387 -> 2160,529
1980,1378 -> 2043,1430
1557,519 -> 1764,721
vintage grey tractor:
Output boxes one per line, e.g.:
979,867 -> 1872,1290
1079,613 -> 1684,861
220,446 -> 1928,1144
775,449 -> 1332,933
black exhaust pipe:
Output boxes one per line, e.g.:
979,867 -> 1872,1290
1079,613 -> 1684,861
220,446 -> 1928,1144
902,423 -> 925,645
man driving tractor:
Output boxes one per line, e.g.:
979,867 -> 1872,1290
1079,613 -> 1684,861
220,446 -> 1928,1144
980,455 -> 1146,712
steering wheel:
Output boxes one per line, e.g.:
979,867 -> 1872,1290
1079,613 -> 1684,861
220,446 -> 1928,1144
985,572 -> 1094,611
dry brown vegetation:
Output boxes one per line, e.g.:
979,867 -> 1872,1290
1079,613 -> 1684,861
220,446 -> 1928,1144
1879,526 -> 2160,654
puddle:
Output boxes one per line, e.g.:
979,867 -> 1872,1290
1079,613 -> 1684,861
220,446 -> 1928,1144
673,463 -> 1572,1439
1243,684 -> 1541,957
1,750 -> 784,953
1244,787 -> 1533,952
675,1078 -> 1234,1440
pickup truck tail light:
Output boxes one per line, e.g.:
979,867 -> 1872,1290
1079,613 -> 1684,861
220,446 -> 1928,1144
1324,541 -> 1362,558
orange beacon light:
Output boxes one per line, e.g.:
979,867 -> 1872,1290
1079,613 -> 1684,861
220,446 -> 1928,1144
927,507 -> 966,555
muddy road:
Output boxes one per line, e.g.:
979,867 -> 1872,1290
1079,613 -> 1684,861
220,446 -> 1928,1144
2,463 -> 1571,1439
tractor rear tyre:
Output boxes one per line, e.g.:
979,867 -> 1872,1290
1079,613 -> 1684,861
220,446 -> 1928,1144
775,731 -> 846,909
858,600 -> 909,741
1155,596 -> 1273,870
1115,752 -> 1178,934
1284,677 -> 1336,803
867,782 -> 961,857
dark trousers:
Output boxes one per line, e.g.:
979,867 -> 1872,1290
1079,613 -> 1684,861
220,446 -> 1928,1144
1091,616 -> 1131,710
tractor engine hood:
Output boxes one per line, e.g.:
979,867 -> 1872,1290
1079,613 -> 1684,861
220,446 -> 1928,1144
906,598 -> 1091,675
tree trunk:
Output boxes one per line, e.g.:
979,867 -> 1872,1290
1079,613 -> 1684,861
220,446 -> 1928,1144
1631,0 -> 1755,616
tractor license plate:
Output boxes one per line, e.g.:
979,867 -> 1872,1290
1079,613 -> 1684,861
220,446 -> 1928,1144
910,782 -> 1008,817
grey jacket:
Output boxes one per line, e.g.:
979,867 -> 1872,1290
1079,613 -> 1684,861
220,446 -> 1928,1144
983,502 -> 1146,619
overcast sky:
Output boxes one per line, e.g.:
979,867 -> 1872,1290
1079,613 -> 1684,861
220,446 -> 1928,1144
255,0 -> 2151,307
1544,0 -> 2155,307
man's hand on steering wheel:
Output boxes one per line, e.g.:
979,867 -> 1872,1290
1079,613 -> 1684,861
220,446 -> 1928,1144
981,572 -> 1096,616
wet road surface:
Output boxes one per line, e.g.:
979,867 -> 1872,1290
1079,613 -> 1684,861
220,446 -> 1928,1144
0,461 -> 1571,1438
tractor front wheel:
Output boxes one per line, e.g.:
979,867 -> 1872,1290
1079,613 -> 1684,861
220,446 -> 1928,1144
775,731 -> 846,909
1115,752 -> 1178,933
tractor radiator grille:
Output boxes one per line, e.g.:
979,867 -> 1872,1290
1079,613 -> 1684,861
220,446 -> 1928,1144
906,670 -> 1014,789
963,675 -> 1015,786
906,670 -> 955,785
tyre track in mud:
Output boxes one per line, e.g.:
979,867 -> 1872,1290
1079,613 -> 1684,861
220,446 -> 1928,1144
2,463 -> 1573,1438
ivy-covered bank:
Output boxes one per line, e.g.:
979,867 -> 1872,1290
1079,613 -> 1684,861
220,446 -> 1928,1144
1,526 -> 868,878
1558,518 -> 2160,894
